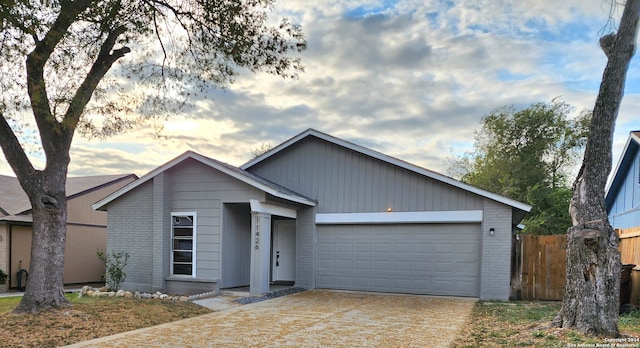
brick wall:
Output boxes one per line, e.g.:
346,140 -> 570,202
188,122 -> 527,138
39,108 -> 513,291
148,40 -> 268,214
295,206 -> 316,288
106,182 -> 154,292
480,199 -> 513,300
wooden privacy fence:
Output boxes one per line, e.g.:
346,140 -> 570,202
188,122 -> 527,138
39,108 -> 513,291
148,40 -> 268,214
514,229 -> 640,304
618,227 -> 640,306
517,234 -> 567,301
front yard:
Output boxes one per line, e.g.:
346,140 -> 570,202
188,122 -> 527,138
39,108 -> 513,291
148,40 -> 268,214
452,300 -> 640,347
0,293 -> 637,347
0,294 -> 212,347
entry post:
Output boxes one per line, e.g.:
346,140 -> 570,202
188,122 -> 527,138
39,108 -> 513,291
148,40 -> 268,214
250,212 -> 271,294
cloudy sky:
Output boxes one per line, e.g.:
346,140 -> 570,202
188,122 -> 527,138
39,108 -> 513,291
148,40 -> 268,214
2,0 -> 640,181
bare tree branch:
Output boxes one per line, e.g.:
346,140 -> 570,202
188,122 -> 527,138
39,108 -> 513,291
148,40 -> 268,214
0,113 -> 35,185
63,26 -> 131,131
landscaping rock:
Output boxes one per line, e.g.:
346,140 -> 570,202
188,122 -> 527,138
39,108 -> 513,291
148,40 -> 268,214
236,287 -> 306,305
75,284 -> 221,306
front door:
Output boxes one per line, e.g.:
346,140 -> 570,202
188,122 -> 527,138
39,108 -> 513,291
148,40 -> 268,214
272,220 -> 296,282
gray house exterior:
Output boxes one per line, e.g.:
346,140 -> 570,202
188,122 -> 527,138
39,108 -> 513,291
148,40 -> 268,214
94,129 -> 531,300
606,131 -> 640,228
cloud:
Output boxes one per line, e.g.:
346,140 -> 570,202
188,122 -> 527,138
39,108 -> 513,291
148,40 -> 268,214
2,0 -> 639,180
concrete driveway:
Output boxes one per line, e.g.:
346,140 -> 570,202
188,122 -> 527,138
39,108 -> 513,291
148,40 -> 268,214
66,290 -> 476,347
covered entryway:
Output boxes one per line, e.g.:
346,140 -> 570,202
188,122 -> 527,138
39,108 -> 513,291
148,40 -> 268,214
249,200 -> 300,294
271,219 -> 296,283
317,223 -> 481,296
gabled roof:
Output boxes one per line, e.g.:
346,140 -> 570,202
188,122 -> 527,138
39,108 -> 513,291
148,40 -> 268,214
92,151 -> 316,211
605,131 -> 640,209
0,173 -> 137,216
242,129 -> 532,216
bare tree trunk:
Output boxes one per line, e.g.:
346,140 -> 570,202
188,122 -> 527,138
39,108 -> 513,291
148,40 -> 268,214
552,0 -> 639,336
14,176 -> 70,313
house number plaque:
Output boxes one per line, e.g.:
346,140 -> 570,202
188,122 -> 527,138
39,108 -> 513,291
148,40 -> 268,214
254,216 -> 260,250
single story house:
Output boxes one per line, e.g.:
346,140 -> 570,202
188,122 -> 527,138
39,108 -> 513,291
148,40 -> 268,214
0,174 -> 137,288
606,130 -> 640,228
94,129 -> 531,300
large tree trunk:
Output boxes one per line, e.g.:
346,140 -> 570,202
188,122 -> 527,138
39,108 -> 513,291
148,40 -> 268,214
553,0 -> 639,337
14,174 -> 70,313
0,0 -> 129,313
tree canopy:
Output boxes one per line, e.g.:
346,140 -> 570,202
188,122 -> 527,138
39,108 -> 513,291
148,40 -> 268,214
0,0 -> 306,313
0,0 -> 306,138
449,99 -> 589,234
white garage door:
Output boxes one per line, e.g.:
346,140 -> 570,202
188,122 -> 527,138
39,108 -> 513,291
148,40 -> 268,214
317,224 -> 480,297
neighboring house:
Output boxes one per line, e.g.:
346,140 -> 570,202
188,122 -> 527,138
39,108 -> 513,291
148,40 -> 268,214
0,174 -> 137,288
606,131 -> 640,228
94,129 -> 531,300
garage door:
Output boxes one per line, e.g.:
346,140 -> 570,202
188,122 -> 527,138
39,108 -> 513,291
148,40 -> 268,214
317,224 -> 480,297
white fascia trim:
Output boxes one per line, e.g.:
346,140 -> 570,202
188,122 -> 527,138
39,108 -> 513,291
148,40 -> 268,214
606,132 -> 640,194
196,156 -> 314,207
93,151 -> 316,211
250,200 -> 297,219
315,210 -> 483,224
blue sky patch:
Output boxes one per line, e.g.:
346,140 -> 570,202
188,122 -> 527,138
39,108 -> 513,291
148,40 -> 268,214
343,0 -> 399,19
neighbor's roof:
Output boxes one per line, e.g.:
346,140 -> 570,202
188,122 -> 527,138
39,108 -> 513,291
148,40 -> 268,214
0,173 -> 138,217
92,151 -> 317,211
605,131 -> 640,209
242,128 -> 532,217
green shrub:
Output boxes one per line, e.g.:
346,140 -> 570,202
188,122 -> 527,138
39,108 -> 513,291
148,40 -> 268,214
97,249 -> 130,291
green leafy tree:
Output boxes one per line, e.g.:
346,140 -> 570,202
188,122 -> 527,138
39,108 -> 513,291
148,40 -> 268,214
0,0 -> 306,313
449,99 -> 589,234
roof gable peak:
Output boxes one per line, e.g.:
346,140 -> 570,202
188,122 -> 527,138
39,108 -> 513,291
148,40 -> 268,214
242,129 -> 531,213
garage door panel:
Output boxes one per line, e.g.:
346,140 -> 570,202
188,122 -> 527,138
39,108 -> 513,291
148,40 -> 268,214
355,244 -> 371,252
317,224 -> 480,296
355,260 -> 371,270
374,243 -> 390,252
373,261 -> 391,270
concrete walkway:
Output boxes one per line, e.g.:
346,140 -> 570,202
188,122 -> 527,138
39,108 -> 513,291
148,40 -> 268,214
65,290 -> 476,348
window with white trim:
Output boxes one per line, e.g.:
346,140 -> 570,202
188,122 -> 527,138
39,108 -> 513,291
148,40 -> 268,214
171,213 -> 196,276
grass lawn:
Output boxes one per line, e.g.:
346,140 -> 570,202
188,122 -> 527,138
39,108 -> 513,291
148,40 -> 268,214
0,294 -> 212,348
452,300 -> 640,347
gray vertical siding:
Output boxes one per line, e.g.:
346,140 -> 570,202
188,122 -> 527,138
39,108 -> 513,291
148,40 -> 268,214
221,204 -> 251,288
107,159 -> 267,294
167,159 -> 265,281
107,181 -> 154,292
608,153 -> 640,228
248,137 -> 483,214
247,135 -> 521,300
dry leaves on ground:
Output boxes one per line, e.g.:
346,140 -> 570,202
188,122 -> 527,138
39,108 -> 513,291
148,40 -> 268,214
0,296 -> 212,348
